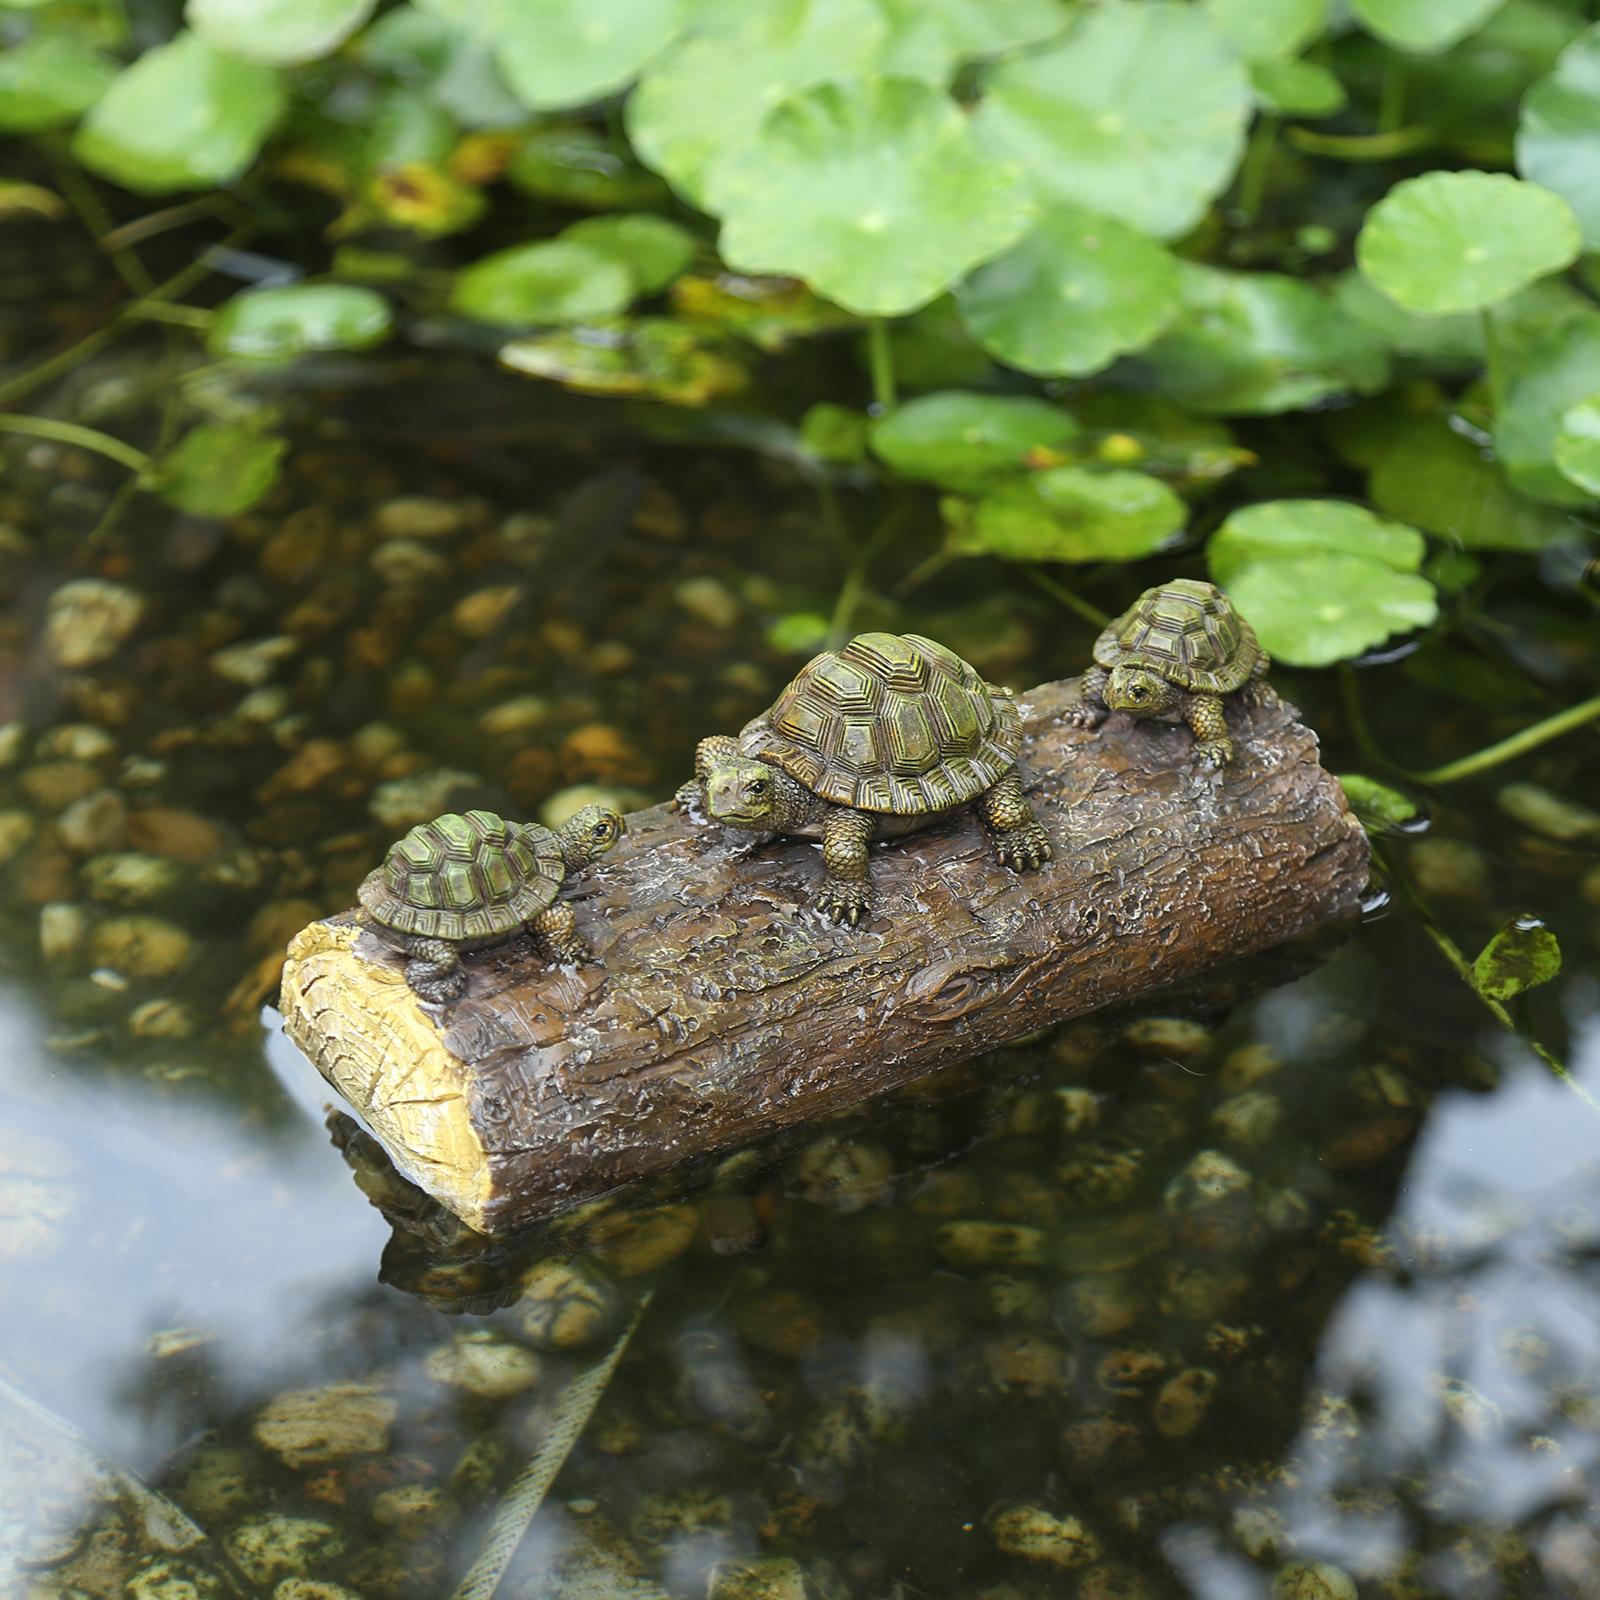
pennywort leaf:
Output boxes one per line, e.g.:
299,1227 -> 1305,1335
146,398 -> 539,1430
209,284 -> 393,362
1553,396 -> 1600,496
1517,23 -> 1600,251
948,467 -> 1185,562
187,0 -> 377,65
1470,915 -> 1561,1004
155,423 -> 287,516
869,391 -> 1079,490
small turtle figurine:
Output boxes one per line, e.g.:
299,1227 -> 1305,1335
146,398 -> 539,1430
676,631 -> 1051,926
357,805 -> 624,1003
1067,579 -> 1267,768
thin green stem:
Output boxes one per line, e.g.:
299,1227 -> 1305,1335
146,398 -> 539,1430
0,414 -> 151,475
1377,57 -> 1407,135
49,153 -> 155,298
895,547 -> 956,595
1235,115 -> 1278,225
1407,693 -> 1600,786
867,319 -> 898,413
1339,665 -> 1385,768
828,562 -> 867,639
122,301 -> 213,330
1025,567 -> 1110,629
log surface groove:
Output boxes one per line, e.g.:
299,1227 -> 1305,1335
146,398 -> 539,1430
281,678 -> 1369,1232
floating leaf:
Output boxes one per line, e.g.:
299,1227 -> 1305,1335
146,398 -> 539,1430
1339,774 -> 1421,832
561,214 -> 697,295
1070,393 -> 1251,487
187,0 -> 376,64
1494,311 -> 1600,505
1333,269 -> 1485,366
451,240 -> 634,326
73,31 -> 284,193
0,35 -> 116,133
1208,499 -> 1437,666
1553,395 -> 1600,495
1470,915 -> 1561,1004
208,284 -> 393,362
1248,58 -> 1347,117
954,204 -> 1180,379
768,611 -> 833,652
507,124 -> 667,210
359,6 -> 525,127
1351,0 -> 1506,55
876,0 -> 1071,82
499,318 -> 747,406
1516,23 -> 1600,248
1356,170 -> 1581,315
1406,1 -> 1582,134
671,274 -> 857,351
490,0 -> 688,110
869,391 -> 1079,491
154,423 -> 287,516
1124,264 -> 1388,415
975,0 -> 1250,241
1207,0 -> 1327,60
949,467 -> 1185,562
799,403 -> 870,464
626,0 -> 886,205
882,298 -> 996,390
707,76 -> 1034,318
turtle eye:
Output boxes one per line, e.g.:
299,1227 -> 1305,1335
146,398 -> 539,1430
748,778 -> 767,795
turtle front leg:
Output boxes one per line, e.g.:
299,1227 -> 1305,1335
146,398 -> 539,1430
404,936 -> 463,1003
1184,692 -> 1234,769
818,807 -> 875,927
979,771 -> 1054,870
673,734 -> 741,811
531,901 -> 589,966
1066,666 -> 1110,729
1242,649 -> 1272,704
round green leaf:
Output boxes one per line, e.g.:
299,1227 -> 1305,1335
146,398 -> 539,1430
1517,22 -> 1600,250
451,240 -> 633,326
1248,58 -> 1347,117
187,0 -> 376,65
1493,311 -> 1600,504
1554,395 -> 1600,495
0,35 -> 116,134
1470,915 -> 1561,1003
1208,499 -> 1438,666
1350,0 -> 1505,55
72,32 -> 284,194
950,467 -> 1185,563
561,214 -> 696,294
1338,774 -> 1421,833
876,0 -> 1071,83
707,77 -> 1034,318
974,0 -> 1251,241
870,391 -> 1079,490
1356,170 -> 1581,315
1206,0 -> 1327,60
154,424 -> 287,516
954,204 -> 1180,379
799,403 -> 871,465
359,8 -> 525,127
208,284 -> 393,362
507,124 -> 667,210
498,318 -> 748,406
490,0 -> 688,110
1125,264 -> 1388,415
1333,269 -> 1485,366
626,0 -> 886,205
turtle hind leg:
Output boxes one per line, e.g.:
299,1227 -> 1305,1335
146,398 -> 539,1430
673,733 -> 741,811
532,901 -> 590,966
405,937 -> 464,1003
1185,692 -> 1234,768
1066,665 -> 1111,729
979,771 -> 1053,871
819,807 -> 875,927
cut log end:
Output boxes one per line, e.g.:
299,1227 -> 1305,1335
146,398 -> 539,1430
281,679 -> 1370,1233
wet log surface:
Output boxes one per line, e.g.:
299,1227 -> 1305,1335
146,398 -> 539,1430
281,678 -> 1369,1233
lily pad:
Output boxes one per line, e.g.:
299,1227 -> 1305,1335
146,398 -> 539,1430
507,124 -> 668,210
451,240 -> 634,326
1207,499 -> 1437,666
1248,58 -> 1347,117
73,31 -> 284,193
876,0 -> 1071,82
1207,0 -> 1327,60
208,284 -> 393,362
1517,24 -> 1600,250
869,391 -> 1079,491
187,0 -> 376,64
1470,915 -> 1561,1004
490,0 -> 688,110
359,7 -> 525,127
499,318 -> 747,406
1493,310 -> 1600,504
1123,264 -> 1389,415
948,467 -> 1185,562
1071,392 -> 1251,486
707,76 -> 1034,318
1356,170 -> 1581,315
0,35 -> 116,133
975,0 -> 1251,241
154,423 -> 287,516
626,0 -> 886,205
954,204 -> 1180,378
561,214 -> 697,295
799,403 -> 871,465
671,274 -> 857,351
1339,774 -> 1422,832
1350,0 -> 1506,55
1553,395 -> 1600,495
1333,269 -> 1485,366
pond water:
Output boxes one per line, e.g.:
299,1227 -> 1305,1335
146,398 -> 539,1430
3,265 -> 1600,1600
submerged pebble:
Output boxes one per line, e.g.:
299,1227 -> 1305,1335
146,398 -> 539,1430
518,1258 -> 616,1349
1273,1561 -> 1358,1600
87,914 -> 193,979
224,1516 -> 344,1587
253,1383 -> 397,1468
57,788 -> 128,854
707,1557 -> 810,1600
423,1332 -> 542,1399
81,851 -> 182,905
44,578 -> 145,666
990,1504 -> 1100,1569
1498,782 -> 1600,844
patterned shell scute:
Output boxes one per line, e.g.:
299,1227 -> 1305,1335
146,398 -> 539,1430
358,809 -> 564,941
1093,578 -> 1258,694
741,631 -> 1021,813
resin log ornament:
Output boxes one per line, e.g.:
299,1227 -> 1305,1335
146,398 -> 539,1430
281,677 -> 1369,1233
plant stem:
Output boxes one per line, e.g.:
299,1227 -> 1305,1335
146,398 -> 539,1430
1025,567 -> 1110,629
0,413 -> 151,475
1235,115 -> 1278,225
49,152 -> 155,298
1408,693 -> 1600,785
1378,58 -> 1407,134
867,319 -> 898,413
1339,665 -> 1386,768
829,561 -> 867,639
122,301 -> 213,330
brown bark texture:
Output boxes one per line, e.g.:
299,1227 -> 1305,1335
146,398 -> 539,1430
281,678 -> 1370,1233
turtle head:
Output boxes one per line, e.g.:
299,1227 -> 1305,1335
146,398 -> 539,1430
556,804 -> 626,868
1106,663 -> 1179,718
704,757 -> 788,829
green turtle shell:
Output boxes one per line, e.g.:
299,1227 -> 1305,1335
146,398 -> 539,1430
357,809 -> 563,942
1092,579 -> 1259,695
738,631 -> 1020,814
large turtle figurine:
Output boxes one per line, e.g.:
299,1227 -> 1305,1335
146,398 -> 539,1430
675,631 -> 1052,926
357,805 -> 624,1003
1067,579 -> 1267,768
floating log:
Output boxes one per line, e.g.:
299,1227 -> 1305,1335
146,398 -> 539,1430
280,679 -> 1369,1233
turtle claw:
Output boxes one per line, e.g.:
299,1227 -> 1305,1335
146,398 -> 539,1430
817,881 -> 871,928
1064,702 -> 1107,731
671,779 -> 702,814
1194,740 -> 1233,771
997,824 -> 1053,872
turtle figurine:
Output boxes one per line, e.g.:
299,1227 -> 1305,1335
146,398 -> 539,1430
357,805 -> 624,1003
1067,579 -> 1267,768
674,631 -> 1052,926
